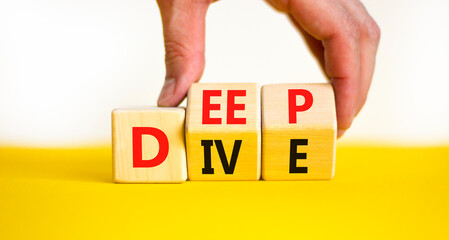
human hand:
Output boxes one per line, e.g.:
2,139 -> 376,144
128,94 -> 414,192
156,0 -> 380,138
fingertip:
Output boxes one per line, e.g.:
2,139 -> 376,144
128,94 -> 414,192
337,129 -> 347,138
157,94 -> 184,107
157,78 -> 177,107
336,111 -> 354,138
157,98 -> 175,107
157,77 -> 194,107
332,79 -> 357,131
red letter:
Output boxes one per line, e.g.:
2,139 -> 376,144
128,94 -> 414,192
132,127 -> 169,168
202,90 -> 222,124
288,89 -> 313,124
227,90 -> 246,124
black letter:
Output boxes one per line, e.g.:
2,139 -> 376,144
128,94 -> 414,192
289,139 -> 308,173
202,140 -> 214,174
214,140 -> 242,174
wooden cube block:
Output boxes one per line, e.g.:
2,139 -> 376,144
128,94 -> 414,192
112,108 -> 187,183
261,83 -> 336,180
186,83 -> 261,180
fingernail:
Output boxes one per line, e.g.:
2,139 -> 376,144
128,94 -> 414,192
337,129 -> 346,138
157,78 -> 176,106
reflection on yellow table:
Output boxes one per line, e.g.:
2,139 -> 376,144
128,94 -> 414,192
1,145 -> 448,239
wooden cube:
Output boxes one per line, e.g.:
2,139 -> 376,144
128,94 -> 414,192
112,108 -> 187,183
261,83 -> 336,180
186,83 -> 261,180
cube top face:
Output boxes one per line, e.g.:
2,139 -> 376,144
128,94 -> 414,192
261,83 -> 336,131
112,108 -> 187,183
186,83 -> 260,133
261,83 -> 336,180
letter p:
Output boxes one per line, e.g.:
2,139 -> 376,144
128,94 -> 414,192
288,89 -> 313,124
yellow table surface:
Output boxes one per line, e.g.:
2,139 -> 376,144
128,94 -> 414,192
1,144 -> 448,239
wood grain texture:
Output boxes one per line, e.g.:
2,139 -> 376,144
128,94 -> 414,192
261,84 -> 336,180
112,108 -> 187,183
186,83 -> 261,180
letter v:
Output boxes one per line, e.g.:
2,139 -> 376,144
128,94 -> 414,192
214,140 -> 242,174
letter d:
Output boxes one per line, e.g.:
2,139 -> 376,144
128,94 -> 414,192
132,127 -> 169,168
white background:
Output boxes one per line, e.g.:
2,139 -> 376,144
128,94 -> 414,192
0,0 -> 448,146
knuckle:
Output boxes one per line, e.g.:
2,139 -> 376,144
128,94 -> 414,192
164,40 -> 192,61
362,17 -> 381,42
345,18 -> 361,41
164,40 -> 204,68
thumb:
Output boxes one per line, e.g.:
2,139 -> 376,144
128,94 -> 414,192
156,0 -> 211,107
